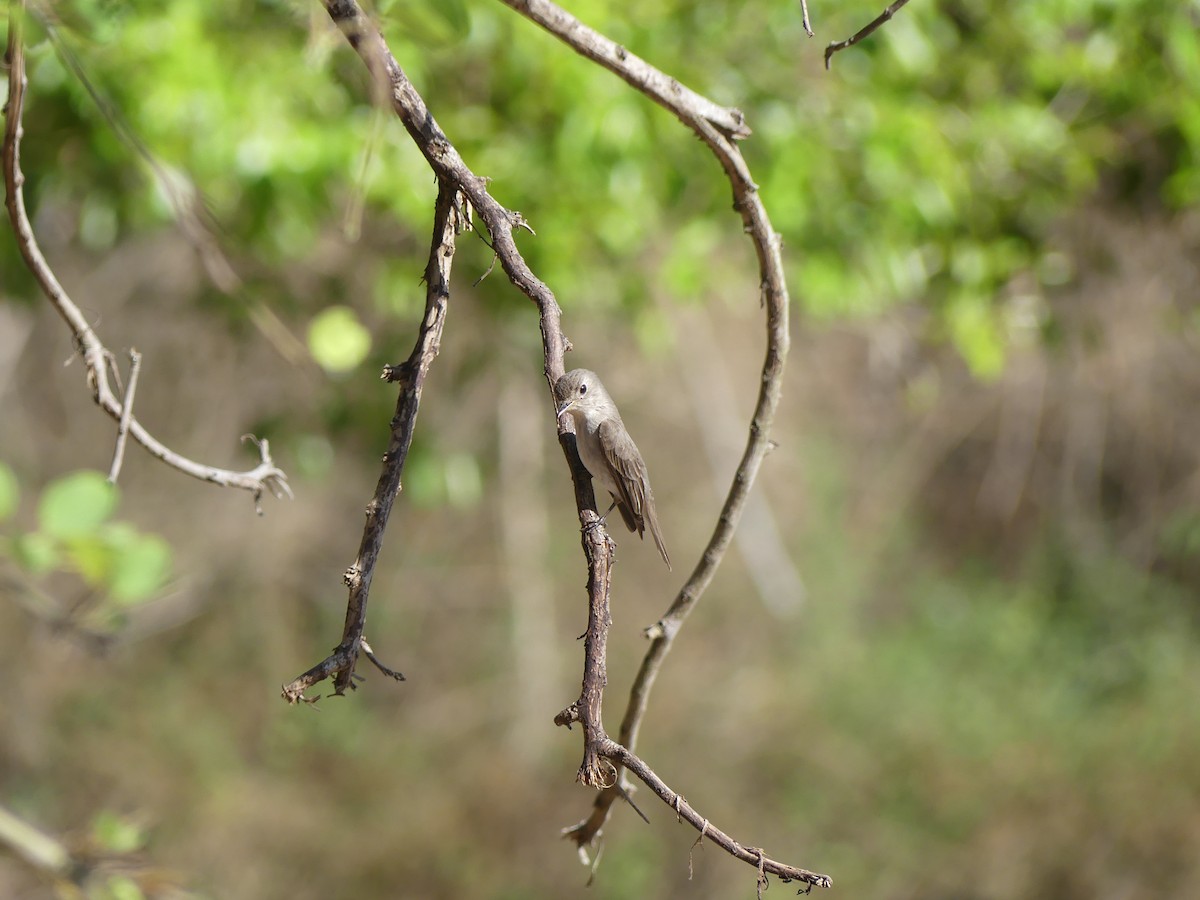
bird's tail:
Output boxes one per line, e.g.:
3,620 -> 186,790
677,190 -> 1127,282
645,505 -> 671,570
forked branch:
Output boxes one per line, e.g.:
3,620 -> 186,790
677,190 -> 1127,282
312,0 -> 826,889
314,0 -> 616,715
2,0 -> 290,509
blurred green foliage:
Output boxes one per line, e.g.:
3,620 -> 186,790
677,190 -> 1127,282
306,304 -> 372,373
4,0 -> 1196,378
2,1 -> 1200,898
1,464 -> 173,626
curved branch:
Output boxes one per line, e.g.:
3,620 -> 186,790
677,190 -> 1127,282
2,1 -> 290,508
317,0 -> 825,887
500,0 -> 801,871
498,0 -> 752,140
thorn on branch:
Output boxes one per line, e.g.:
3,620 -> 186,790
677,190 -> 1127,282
107,348 -> 142,484
510,211 -> 536,236
473,251 -> 499,287
615,782 -> 649,825
688,818 -> 710,880
554,700 -> 581,728
361,637 -> 405,682
381,360 -> 415,384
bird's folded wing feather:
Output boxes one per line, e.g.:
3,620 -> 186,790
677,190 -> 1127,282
599,417 -> 647,533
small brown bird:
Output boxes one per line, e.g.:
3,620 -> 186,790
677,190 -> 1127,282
554,368 -> 670,569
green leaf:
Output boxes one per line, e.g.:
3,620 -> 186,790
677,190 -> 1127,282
107,533 -> 172,605
92,811 -> 146,854
0,462 -> 18,521
37,471 -> 118,539
307,306 -> 372,374
66,535 -> 114,588
948,294 -> 1006,380
101,876 -> 145,900
12,532 -> 60,574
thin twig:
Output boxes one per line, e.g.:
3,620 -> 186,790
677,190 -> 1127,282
824,0 -> 913,70
281,178 -> 461,703
360,636 -> 406,682
34,6 -> 310,364
799,0 -> 814,37
0,803 -> 73,881
498,0 -> 751,140
107,349 -> 142,484
568,742 -> 832,891
2,2 -> 291,505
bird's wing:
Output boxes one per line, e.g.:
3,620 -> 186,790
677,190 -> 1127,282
599,417 -> 647,529
599,418 -> 671,569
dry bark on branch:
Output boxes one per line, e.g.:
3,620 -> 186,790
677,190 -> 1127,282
501,2 -> 818,887
314,0 -> 827,888
280,180 -> 464,702
306,0 -> 827,888
2,0 -> 291,509
824,0 -> 913,69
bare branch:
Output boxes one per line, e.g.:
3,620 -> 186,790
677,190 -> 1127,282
552,510 -> 617,787
824,0 -> 913,70
0,803 -> 74,881
799,0 -> 814,38
280,178 -> 462,703
33,6 -> 309,364
313,0 -> 614,722
107,349 -> 142,484
562,743 -> 833,892
2,2 -> 290,505
310,0 -> 824,886
319,0 -> 571,382
502,0 -> 801,871
497,0 -> 751,140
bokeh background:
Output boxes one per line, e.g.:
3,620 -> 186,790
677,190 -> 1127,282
3,1 -> 1200,897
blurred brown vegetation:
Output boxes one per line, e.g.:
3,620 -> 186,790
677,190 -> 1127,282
4,202 -> 1200,898
4,1 -> 1200,899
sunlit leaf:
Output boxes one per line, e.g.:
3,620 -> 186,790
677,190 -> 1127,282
66,535 -> 114,587
12,532 -> 60,574
92,810 -> 146,854
102,876 -> 145,900
37,471 -> 117,539
108,533 -> 173,605
307,306 -> 372,374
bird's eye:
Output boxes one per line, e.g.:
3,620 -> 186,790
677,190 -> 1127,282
579,383 -> 588,395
